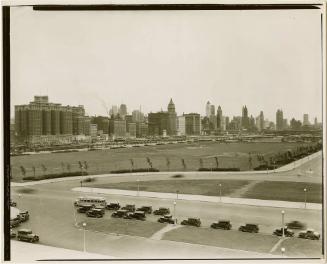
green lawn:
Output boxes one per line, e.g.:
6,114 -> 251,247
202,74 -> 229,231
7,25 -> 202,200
242,181 -> 322,203
78,218 -> 165,238
11,141 -> 313,181
91,179 -> 250,197
274,237 -> 322,257
163,226 -> 280,253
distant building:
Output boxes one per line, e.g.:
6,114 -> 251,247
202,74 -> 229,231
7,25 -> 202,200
91,116 -> 109,134
109,119 -> 126,138
184,113 -> 200,135
177,116 -> 186,136
217,106 -> 223,130
241,106 -> 249,130
205,101 -> 211,118
303,114 -> 310,126
119,104 -> 127,119
283,119 -> 289,130
109,105 -> 118,117
136,122 -> 148,137
276,109 -> 284,130
127,123 -> 136,138
90,124 -> 98,138
259,111 -> 264,131
132,110 -> 144,123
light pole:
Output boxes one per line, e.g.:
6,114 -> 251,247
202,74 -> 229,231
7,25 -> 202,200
137,179 -> 140,197
218,184 -> 222,202
281,247 -> 285,257
82,222 -> 87,252
281,210 -> 285,238
173,201 -> 177,225
304,188 -> 307,209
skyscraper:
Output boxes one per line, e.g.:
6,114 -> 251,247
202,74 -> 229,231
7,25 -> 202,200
259,111 -> 264,131
241,106 -> 249,130
185,113 -> 201,135
276,109 -> 284,130
205,101 -> 211,118
303,114 -> 310,126
217,106 -> 223,130
167,98 -> 177,136
119,104 -> 127,118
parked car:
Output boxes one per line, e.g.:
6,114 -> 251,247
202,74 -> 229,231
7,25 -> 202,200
211,220 -> 232,230
238,224 -> 259,233
10,200 -> 17,207
273,227 -> 294,237
124,211 -> 146,221
87,208 -> 105,218
17,229 -> 39,243
77,205 -> 95,213
181,218 -> 201,227
19,210 -> 30,222
106,203 -> 121,210
286,220 -> 306,230
298,229 -> 320,240
153,207 -> 170,215
136,206 -> 152,214
10,229 -> 16,238
10,218 -> 20,228
111,209 -> 128,218
158,215 -> 175,224
121,204 -> 136,212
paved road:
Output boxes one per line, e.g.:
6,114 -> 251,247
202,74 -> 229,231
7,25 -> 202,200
10,153 -> 323,259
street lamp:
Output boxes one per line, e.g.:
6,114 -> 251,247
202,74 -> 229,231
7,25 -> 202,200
281,247 -> 285,257
82,222 -> 87,252
173,201 -> 177,225
304,188 -> 307,209
218,184 -> 222,202
281,210 -> 285,238
137,179 -> 140,197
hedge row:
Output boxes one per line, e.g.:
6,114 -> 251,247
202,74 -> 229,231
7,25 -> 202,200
23,171 -> 88,181
110,168 -> 160,174
198,167 -> 240,172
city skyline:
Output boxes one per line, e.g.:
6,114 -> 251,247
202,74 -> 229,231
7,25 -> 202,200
10,7 -> 322,122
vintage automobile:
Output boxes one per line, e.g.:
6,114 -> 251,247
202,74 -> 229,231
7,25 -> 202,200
17,229 -> 39,243
238,224 -> 259,233
106,203 -> 121,210
10,218 -> 20,228
298,229 -> 320,240
19,210 -> 30,222
77,205 -> 95,213
86,208 -> 105,218
10,229 -> 16,238
286,220 -> 306,230
273,227 -> 294,237
124,211 -> 146,221
121,204 -> 136,212
158,215 -> 175,224
10,200 -> 17,207
181,218 -> 201,227
136,206 -> 153,214
111,209 -> 128,218
153,207 -> 170,215
211,220 -> 232,230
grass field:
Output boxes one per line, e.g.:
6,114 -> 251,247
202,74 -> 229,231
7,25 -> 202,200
78,218 -> 165,238
275,237 -> 322,257
163,226 -> 280,253
243,181 -> 322,203
90,179 -> 322,203
91,179 -> 250,197
11,141 -> 313,181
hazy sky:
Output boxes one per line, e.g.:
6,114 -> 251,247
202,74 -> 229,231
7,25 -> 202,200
10,6 -> 322,122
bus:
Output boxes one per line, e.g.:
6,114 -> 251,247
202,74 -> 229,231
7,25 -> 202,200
74,196 -> 107,208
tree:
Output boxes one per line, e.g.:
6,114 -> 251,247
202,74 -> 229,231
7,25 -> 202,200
199,158 -> 203,169
41,164 -> 47,175
130,159 -> 134,171
214,157 -> 219,168
78,161 -> 84,175
181,159 -> 186,170
66,163 -> 71,172
32,166 -> 36,177
84,161 -> 88,171
20,166 -> 26,177
248,154 -> 252,170
61,162 -> 65,172
146,157 -> 153,169
166,157 -> 170,171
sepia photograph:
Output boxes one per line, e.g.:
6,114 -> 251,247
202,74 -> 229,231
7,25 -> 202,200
2,1 -> 326,262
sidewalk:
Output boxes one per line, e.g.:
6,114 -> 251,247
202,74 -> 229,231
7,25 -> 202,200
11,151 -> 322,187
72,187 -> 322,210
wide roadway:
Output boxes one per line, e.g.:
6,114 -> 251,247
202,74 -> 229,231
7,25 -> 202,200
10,154 -> 323,259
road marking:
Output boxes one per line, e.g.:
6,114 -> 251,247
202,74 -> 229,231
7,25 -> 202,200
269,237 -> 289,253
150,224 -> 181,240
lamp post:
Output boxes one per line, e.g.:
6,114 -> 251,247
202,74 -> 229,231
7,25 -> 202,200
218,184 -> 222,202
281,210 -> 285,238
137,179 -> 140,197
173,201 -> 177,225
281,247 -> 285,257
304,188 -> 307,209
82,222 -> 87,252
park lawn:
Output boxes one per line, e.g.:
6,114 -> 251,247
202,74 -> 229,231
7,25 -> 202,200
78,218 -> 165,238
163,226 -> 280,253
274,237 -> 322,257
11,141 -> 312,181
242,181 -> 322,203
91,179 -> 250,197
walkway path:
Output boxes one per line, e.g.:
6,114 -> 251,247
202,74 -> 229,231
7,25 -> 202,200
150,224 -> 181,240
229,180 -> 261,197
72,187 -> 322,210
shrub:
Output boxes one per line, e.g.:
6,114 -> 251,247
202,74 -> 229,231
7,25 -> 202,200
198,168 -> 240,172
110,168 -> 160,174
23,171 -> 88,181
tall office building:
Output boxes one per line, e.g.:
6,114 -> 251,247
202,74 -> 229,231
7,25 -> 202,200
217,106 -> 223,130
205,101 -> 211,118
91,116 -> 109,134
259,111 -> 264,131
132,110 -> 145,123
241,106 -> 249,130
119,104 -> 127,118
276,109 -> 284,130
184,113 -> 201,135
177,116 -> 186,136
110,105 -> 119,117
303,114 -> 310,126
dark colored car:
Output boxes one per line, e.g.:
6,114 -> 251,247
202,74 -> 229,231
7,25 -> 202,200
136,206 -> 153,214
106,203 -> 121,210
17,229 -> 39,243
158,215 -> 175,224
87,208 -> 105,218
153,207 -> 170,215
10,200 -> 17,207
10,229 -> 16,238
286,221 -> 306,230
19,210 -> 30,222
181,218 -> 201,227
121,204 -> 136,212
124,211 -> 146,221
77,205 -> 94,213
10,218 -> 20,228
273,227 -> 294,237
238,224 -> 259,233
298,229 -> 320,240
211,220 -> 232,230
111,209 -> 128,218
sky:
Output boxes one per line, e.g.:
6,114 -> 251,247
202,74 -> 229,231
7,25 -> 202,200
10,6 -> 323,122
